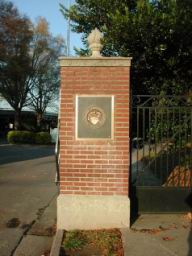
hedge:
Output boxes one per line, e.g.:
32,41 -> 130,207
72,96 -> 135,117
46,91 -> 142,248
35,132 -> 51,144
7,131 -> 51,145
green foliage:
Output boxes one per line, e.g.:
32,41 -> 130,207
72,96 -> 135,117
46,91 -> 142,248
7,131 -> 35,144
20,131 -> 36,144
60,0 -> 192,95
63,231 -> 87,250
149,113 -> 190,150
62,229 -> 122,255
35,132 -> 51,144
147,95 -> 191,147
7,130 -> 51,144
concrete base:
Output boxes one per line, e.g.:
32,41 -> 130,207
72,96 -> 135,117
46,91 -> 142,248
57,194 -> 130,230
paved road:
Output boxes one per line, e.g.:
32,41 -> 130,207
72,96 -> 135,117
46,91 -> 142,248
0,144 -> 54,165
0,144 -> 58,256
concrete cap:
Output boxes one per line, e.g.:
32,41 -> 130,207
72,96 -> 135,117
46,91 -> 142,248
59,56 -> 132,67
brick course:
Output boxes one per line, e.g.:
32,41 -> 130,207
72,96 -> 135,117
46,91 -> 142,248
59,66 -> 130,196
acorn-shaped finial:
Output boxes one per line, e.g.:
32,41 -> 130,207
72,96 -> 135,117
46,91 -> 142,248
87,28 -> 103,57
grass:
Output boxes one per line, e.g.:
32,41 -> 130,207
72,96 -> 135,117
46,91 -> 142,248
64,230 -> 87,250
61,229 -> 123,256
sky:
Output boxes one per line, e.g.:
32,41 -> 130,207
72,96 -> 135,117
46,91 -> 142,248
11,0 -> 83,55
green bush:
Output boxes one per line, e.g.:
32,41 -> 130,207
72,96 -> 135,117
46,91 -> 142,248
35,132 -> 51,144
7,131 -> 35,144
24,131 -> 36,143
7,131 -> 20,144
7,131 -> 51,144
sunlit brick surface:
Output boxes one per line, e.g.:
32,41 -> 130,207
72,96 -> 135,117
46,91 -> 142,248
59,65 -> 130,196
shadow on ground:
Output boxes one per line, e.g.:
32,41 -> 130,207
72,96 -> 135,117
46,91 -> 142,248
0,144 -> 55,165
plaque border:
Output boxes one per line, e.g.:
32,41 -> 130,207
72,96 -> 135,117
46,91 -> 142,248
75,95 -> 114,140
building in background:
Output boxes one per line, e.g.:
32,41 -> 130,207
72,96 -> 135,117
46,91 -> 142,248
0,96 -> 58,138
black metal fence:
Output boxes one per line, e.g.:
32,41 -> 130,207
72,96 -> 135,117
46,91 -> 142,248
132,95 -> 192,188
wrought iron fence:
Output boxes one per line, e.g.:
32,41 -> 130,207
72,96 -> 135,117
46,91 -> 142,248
132,95 -> 192,188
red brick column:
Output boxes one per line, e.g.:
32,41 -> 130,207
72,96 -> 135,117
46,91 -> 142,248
58,57 -> 131,230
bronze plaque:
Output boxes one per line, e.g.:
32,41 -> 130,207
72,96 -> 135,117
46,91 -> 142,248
76,96 -> 114,139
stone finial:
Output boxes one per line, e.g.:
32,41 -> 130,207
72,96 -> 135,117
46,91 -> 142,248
87,28 -> 103,57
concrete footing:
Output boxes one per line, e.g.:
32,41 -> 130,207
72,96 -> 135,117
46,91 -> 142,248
57,194 -> 130,230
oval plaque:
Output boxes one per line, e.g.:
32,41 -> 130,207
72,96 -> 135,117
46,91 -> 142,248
84,106 -> 106,129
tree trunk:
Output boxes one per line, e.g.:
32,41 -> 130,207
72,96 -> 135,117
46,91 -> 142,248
14,109 -> 21,130
36,112 -> 43,130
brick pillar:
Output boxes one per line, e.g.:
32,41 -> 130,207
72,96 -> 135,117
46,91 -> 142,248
58,57 -> 131,230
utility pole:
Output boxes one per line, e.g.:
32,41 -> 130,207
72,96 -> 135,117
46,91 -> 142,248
67,0 -> 71,56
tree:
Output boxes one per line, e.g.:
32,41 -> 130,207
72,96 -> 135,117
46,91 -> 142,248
60,0 -> 192,95
28,18 -> 65,129
0,0 -> 33,129
0,2 -> 66,130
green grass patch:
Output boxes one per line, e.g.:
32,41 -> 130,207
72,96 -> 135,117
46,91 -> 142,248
64,230 -> 87,250
61,229 -> 123,256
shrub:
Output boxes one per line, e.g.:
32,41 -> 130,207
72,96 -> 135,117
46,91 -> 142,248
7,131 -> 35,144
7,131 -> 51,144
7,131 -> 20,144
20,131 -> 35,144
35,132 -> 51,144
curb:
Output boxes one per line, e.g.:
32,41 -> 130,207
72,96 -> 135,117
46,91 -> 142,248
50,229 -> 64,256
120,228 -> 128,256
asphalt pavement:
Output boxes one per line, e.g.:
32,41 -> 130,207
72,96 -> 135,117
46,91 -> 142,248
0,144 -> 58,256
0,143 -> 54,165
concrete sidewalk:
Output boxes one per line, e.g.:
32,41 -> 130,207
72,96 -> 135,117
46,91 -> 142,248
13,197 -> 56,256
0,144 -> 57,256
122,214 -> 192,256
13,212 -> 192,256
